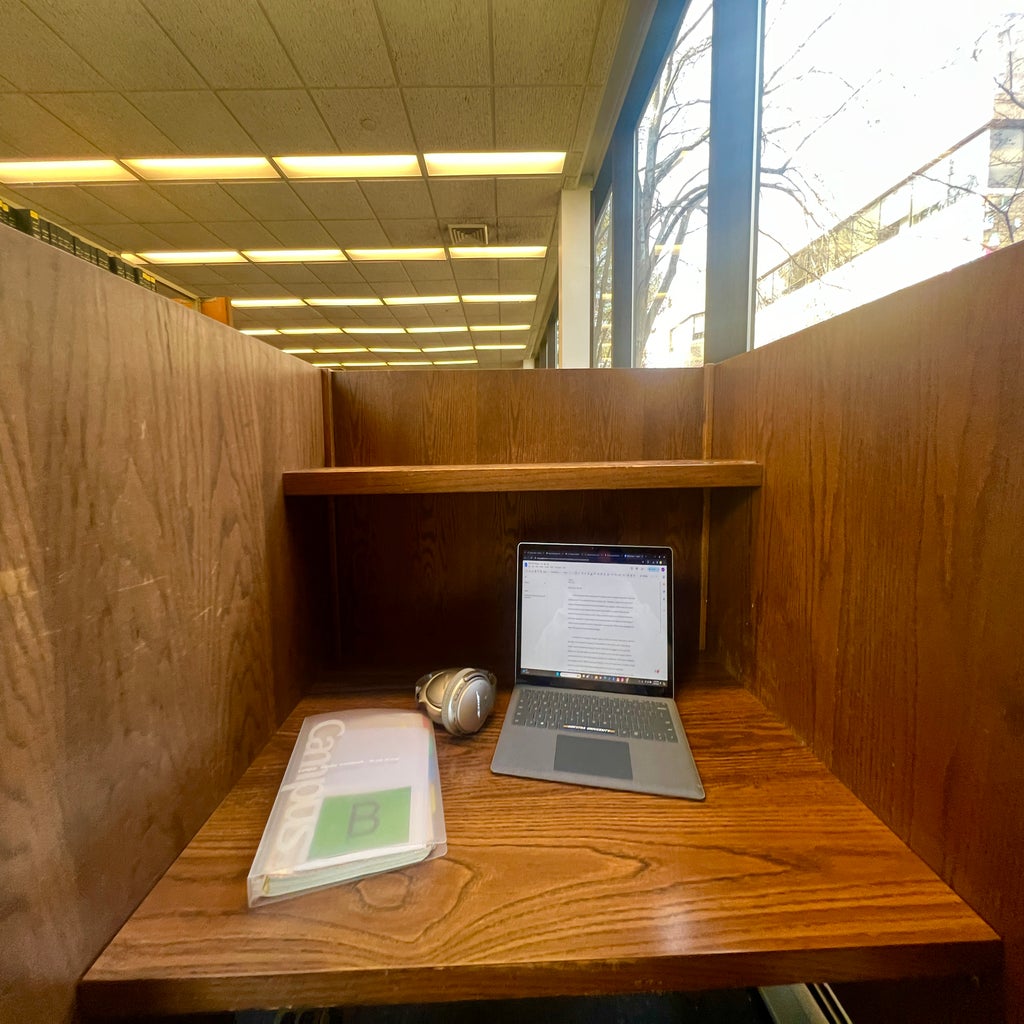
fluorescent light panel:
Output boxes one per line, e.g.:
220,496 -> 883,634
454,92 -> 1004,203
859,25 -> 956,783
406,326 -> 468,334
243,249 -> 345,263
370,347 -> 420,354
424,152 -> 565,176
475,344 -> 527,350
124,157 -> 277,180
306,297 -> 382,307
240,328 -> 281,336
231,298 -> 305,308
469,324 -> 530,331
423,345 -> 473,353
0,159 -> 135,183
346,248 -> 446,262
280,327 -> 344,335
433,358 -> 478,365
138,250 -> 244,264
344,327 -> 406,335
282,348 -> 316,354
461,293 -> 536,303
383,295 -> 459,306
275,154 -> 420,178
449,246 -> 546,259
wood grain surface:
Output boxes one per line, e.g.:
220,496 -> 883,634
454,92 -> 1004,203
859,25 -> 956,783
709,240 -> 1024,1021
283,460 -> 762,494
0,226 -> 325,1024
78,681 -> 999,1018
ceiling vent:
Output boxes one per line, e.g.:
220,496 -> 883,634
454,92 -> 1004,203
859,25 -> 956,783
448,224 -> 489,246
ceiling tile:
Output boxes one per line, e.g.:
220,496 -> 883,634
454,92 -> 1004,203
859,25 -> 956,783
494,86 -> 583,150
492,0 -> 599,85
427,179 -> 497,222
142,222 -> 228,249
309,263 -> 366,285
153,265 -> 230,286
352,263 -> 414,284
589,0 -> 629,86
141,0 -> 301,89
78,222 -> 174,250
496,179 -> 560,218
222,182 -> 313,220
261,265 -> 325,285
206,220 -> 283,249
0,95 -> 100,156
290,182 -> 374,220
452,262 -> 500,284
25,0 -> 207,90
320,220 -> 390,248
311,89 -> 416,150
30,92 -> 179,155
149,184 -> 252,222
572,85 -> 604,155
359,180 -> 435,219
375,0 -> 491,86
82,184 -> 193,222
126,92 -> 258,153
494,216 -> 555,245
404,262 -> 457,284
0,76 -> 17,91
209,264 -> 278,285
380,220 -> 445,246
5,185 -> 131,225
0,3 -> 108,91
259,0 -> 394,88
264,220 -> 337,247
403,88 -> 493,150
218,90 -> 337,153
499,262 -> 546,288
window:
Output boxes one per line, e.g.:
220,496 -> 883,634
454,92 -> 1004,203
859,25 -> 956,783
593,193 -> 614,367
756,0 -> 1024,346
633,1 -> 713,367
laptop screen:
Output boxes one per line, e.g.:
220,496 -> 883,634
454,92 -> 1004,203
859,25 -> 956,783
514,542 -> 674,698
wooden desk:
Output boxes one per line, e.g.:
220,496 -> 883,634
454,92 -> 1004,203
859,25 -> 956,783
78,673 -> 1000,1017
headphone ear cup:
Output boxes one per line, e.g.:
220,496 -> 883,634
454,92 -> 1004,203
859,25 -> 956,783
415,669 -> 449,725
441,669 -> 496,736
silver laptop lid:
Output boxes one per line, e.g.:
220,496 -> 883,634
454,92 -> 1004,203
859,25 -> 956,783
515,542 -> 674,698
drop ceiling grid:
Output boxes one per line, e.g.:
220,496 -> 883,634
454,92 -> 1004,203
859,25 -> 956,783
1,0 -> 630,366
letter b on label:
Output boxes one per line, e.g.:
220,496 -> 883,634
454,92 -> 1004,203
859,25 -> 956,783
308,787 -> 412,859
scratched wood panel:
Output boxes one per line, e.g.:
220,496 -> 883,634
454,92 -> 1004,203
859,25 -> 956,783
79,684 -> 998,1018
708,240 -> 1024,1022
0,226 -> 325,1024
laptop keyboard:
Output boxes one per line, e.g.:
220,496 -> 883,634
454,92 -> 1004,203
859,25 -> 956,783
513,687 -> 679,743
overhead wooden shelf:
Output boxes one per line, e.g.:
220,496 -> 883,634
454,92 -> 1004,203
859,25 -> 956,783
283,459 -> 763,495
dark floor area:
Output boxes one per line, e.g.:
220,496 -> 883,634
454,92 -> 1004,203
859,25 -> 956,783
233,989 -> 773,1024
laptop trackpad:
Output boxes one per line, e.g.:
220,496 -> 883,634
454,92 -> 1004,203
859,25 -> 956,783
554,734 -> 633,780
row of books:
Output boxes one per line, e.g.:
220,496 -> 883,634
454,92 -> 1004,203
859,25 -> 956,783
0,198 -> 157,292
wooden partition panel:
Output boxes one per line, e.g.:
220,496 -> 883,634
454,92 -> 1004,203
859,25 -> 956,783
329,369 -> 707,679
709,241 -> 1024,1020
0,227 -> 325,1024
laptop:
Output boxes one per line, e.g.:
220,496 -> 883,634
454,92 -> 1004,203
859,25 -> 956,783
490,542 -> 705,800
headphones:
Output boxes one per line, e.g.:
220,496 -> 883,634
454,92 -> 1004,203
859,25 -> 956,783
415,667 -> 497,736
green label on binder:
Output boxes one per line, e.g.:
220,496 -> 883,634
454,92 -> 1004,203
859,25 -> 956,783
308,787 -> 411,860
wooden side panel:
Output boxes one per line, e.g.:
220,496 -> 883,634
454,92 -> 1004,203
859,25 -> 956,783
709,241 -> 1024,1021
327,368 -> 707,679
0,226 -> 325,1024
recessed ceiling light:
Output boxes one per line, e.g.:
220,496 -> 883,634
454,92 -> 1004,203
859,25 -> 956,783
344,327 -> 406,335
239,328 -> 281,335
316,346 -> 367,353
342,361 -> 388,367
345,248 -> 446,262
0,159 -> 136,184
231,298 -> 306,308
424,152 -> 565,176
390,360 -> 433,366
449,246 -> 546,259
422,345 -> 474,353
383,295 -> 459,306
243,249 -> 346,263
279,327 -> 344,335
305,297 -> 383,307
433,358 -> 478,365
274,155 -> 420,178
138,250 -> 245,264
474,344 -> 528,350
120,252 -> 147,265
123,157 -> 277,180
369,347 -> 421,354
461,293 -> 537,303
312,362 -> 341,367
469,324 -> 531,331
282,348 -> 316,354
406,326 -> 468,334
